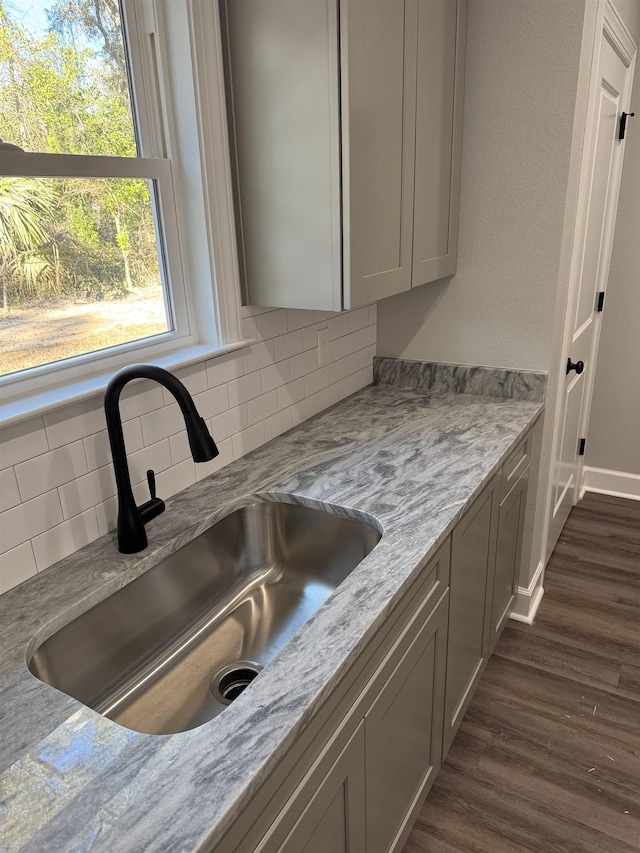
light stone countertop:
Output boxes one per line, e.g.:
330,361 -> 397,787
0,363 -> 544,852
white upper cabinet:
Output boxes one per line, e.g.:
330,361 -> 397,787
222,0 -> 467,311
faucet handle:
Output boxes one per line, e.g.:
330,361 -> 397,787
146,469 -> 157,500
140,469 -> 165,525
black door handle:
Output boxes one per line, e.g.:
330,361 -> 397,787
566,358 -> 584,375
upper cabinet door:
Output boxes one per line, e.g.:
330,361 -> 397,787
412,0 -> 467,287
222,0 -> 466,312
222,0 -> 343,312
341,0 -> 417,308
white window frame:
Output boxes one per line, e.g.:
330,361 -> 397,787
0,0 -> 246,425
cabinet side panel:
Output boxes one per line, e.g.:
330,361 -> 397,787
343,0 -> 416,306
224,0 -> 341,310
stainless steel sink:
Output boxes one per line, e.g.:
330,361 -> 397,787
28,500 -> 381,735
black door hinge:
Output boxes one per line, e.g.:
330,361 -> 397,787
619,111 -> 635,140
596,291 -> 605,312
578,437 -> 586,456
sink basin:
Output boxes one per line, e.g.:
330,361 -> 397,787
28,499 -> 381,735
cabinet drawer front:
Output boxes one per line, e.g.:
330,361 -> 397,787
500,431 -> 531,502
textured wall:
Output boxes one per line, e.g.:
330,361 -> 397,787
586,1 -> 640,477
0,304 -> 377,594
377,0 -> 586,372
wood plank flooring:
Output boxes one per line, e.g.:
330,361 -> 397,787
403,492 -> 640,853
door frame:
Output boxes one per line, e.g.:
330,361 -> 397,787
541,0 -> 637,566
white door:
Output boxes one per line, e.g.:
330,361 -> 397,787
547,1 -> 636,559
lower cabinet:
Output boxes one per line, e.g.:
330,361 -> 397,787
252,547 -> 450,853
489,465 -> 530,655
223,427 -> 535,853
364,592 -> 448,853
443,475 -> 499,757
263,722 -> 367,853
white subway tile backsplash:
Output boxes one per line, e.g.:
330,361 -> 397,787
0,490 -> 63,552
95,495 -> 118,536
256,309 -> 288,340
206,351 -> 244,388
360,323 -> 377,349
0,304 -> 376,595
302,323 -> 322,352
247,390 -> 279,427
369,303 -> 377,325
292,395 -> 318,426
0,468 -> 21,512
241,315 -> 258,341
348,307 -> 370,333
241,304 -> 275,317
169,431 -> 190,466
274,330 -> 304,362
243,340 -> 275,374
261,361 -> 291,394
277,378 -> 306,410
161,363 -> 208,405
329,355 -> 352,386
15,440 -> 88,502
0,541 -> 38,593
140,402 -> 184,446
328,313 -> 350,340
317,382 -> 342,412
127,440 -> 172,486
305,366 -> 331,397
84,419 -> 143,472
32,508 -> 99,572
155,459 -> 196,500
211,405 -> 249,442
59,465 -> 116,520
193,385 -> 230,421
195,437 -> 234,481
289,349 -> 318,381
228,372 -> 262,407
286,309 -> 314,332
119,379 -> 165,421
264,408 -> 294,442
350,346 -> 371,374
44,398 -> 105,449
0,417 -> 49,468
232,422 -> 265,459
338,330 -> 362,359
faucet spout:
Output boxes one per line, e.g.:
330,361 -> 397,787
105,364 -> 219,554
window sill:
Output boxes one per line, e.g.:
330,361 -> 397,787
0,339 -> 255,428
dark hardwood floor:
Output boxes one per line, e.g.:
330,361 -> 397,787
403,492 -> 640,853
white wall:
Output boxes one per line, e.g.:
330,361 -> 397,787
377,0 -> 587,372
586,0 -> 640,481
377,0 -> 590,590
0,304 -> 377,594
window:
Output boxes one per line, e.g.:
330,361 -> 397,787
0,0 -> 244,418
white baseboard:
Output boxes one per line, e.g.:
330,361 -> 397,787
581,466 -> 640,501
510,560 -> 545,625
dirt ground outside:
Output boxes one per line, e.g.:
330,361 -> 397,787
0,286 -> 169,377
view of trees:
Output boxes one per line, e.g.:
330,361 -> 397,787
0,0 -> 160,311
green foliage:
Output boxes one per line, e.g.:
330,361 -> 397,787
0,0 -> 160,307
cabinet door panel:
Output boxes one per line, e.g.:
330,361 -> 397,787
412,0 -> 467,286
365,596 -> 448,853
257,722 -> 366,853
444,477 -> 498,756
490,469 -> 529,654
223,0 -> 342,311
343,0 -> 416,307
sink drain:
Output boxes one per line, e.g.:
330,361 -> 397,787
211,661 -> 263,704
